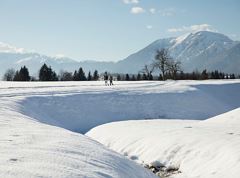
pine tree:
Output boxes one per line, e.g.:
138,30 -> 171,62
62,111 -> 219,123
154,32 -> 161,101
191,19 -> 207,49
125,74 -> 130,81
19,66 -> 30,81
51,71 -> 58,81
137,73 -> 141,80
39,64 -> 50,81
201,69 -> 208,80
39,63 -> 58,81
149,73 -> 153,80
78,67 -> 86,81
142,73 -> 148,80
87,71 -> 92,81
117,74 -> 121,81
13,66 -> 30,81
73,70 -> 79,81
93,70 -> 99,81
131,75 -> 136,81
13,71 -> 20,81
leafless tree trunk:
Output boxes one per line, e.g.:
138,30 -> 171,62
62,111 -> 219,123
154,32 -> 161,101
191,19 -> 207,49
154,49 -> 171,80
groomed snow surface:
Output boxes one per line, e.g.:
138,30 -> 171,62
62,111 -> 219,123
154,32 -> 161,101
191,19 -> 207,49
1,80 -> 240,178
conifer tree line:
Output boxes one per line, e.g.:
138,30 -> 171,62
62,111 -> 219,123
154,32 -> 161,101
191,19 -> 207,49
2,49 -> 239,81
3,63 -> 100,81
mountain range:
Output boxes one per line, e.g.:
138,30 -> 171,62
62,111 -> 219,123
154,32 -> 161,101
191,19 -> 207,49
0,31 -> 239,78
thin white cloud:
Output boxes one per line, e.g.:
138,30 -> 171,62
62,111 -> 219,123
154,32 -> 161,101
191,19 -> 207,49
168,24 -> 217,33
131,7 -> 145,14
0,42 -> 26,53
149,8 -> 156,14
146,25 -> 153,29
55,54 -> 66,58
228,34 -> 240,41
159,8 -> 176,16
123,0 -> 139,4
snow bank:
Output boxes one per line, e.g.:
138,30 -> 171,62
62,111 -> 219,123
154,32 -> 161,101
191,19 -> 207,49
87,109 -> 240,178
1,80 -> 240,177
5,80 -> 240,133
0,99 -> 156,178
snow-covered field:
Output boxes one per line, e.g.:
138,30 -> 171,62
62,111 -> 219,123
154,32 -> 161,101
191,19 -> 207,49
0,80 -> 240,177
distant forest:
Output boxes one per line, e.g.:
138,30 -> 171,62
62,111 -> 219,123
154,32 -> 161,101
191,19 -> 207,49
3,49 -> 239,81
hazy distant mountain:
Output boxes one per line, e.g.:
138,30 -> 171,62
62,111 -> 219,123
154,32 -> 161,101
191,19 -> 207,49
117,31 -> 240,74
0,42 -> 115,77
0,31 -> 240,79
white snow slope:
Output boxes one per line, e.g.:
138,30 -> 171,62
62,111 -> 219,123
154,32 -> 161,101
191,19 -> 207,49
1,80 -> 240,177
87,111 -> 240,178
4,80 -> 240,133
0,82 -> 157,177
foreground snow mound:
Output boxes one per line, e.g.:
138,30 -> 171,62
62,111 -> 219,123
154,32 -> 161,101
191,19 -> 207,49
203,107 -> 240,125
0,100 -> 156,178
87,109 -> 240,178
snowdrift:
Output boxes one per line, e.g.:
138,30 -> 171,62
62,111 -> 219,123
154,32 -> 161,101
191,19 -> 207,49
87,109 -> 240,178
0,97 -> 155,177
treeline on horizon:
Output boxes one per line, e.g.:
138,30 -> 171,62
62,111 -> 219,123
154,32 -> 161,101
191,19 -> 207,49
2,48 -> 239,82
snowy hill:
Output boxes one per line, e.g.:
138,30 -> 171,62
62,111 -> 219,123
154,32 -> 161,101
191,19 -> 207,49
118,31 -> 240,74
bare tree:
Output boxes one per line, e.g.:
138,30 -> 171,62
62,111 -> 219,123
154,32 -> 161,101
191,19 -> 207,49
3,68 -> 15,81
167,60 -> 181,80
59,70 -> 73,81
140,64 -> 155,80
154,49 -> 171,80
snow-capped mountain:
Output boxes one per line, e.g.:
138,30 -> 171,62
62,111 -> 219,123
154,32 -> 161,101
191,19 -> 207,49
0,31 -> 240,78
0,43 -> 114,77
117,31 -> 240,74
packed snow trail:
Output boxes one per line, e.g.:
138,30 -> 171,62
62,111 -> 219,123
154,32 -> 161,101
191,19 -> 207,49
87,109 -> 240,178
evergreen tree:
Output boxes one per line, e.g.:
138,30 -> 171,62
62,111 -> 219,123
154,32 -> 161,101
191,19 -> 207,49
93,70 -> 99,81
230,74 -> 235,79
19,66 -> 30,81
125,74 -> 130,81
131,75 -> 136,81
149,73 -> 153,80
73,70 -> 79,81
13,71 -> 20,81
179,71 -> 184,80
137,73 -> 141,80
39,63 -> 58,81
78,67 -> 86,81
51,71 -> 58,81
158,74 -> 163,80
201,69 -> 208,80
13,66 -> 30,81
142,73 -> 148,80
117,74 -> 121,81
39,64 -> 50,81
87,71 -> 92,81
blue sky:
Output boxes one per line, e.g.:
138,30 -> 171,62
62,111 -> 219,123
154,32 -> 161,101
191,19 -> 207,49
0,0 -> 239,61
